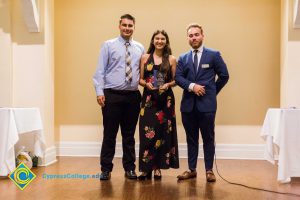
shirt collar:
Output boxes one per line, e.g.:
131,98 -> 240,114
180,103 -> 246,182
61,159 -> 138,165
118,36 -> 133,45
192,44 -> 204,53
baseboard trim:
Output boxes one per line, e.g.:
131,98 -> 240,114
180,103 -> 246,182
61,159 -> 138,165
56,142 -> 265,160
39,146 -> 57,166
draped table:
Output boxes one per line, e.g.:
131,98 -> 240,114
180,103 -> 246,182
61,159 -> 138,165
0,108 -> 46,176
261,108 -> 300,183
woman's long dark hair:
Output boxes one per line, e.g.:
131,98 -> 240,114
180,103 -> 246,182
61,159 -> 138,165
147,30 -> 172,74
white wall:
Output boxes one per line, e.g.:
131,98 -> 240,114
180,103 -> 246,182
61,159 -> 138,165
0,0 -> 56,165
281,0 -> 300,108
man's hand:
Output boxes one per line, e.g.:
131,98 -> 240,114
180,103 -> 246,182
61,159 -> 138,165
159,83 -> 169,91
193,84 -> 206,96
97,95 -> 105,107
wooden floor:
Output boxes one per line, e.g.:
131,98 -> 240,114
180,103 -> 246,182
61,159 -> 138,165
1,157 -> 300,200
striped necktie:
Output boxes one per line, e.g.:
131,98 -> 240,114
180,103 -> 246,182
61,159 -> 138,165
125,42 -> 132,83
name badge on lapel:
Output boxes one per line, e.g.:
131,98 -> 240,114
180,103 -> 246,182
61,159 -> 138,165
202,64 -> 210,68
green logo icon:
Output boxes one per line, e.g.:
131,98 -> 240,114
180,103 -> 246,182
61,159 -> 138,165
9,162 -> 36,190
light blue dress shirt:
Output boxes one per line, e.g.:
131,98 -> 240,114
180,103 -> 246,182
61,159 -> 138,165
93,36 -> 144,96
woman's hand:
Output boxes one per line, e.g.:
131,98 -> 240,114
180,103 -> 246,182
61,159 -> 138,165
145,82 -> 155,90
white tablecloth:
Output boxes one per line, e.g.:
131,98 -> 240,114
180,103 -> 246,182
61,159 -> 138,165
0,108 -> 46,176
261,108 -> 300,183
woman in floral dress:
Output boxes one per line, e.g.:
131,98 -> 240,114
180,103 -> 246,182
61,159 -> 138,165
138,30 -> 179,180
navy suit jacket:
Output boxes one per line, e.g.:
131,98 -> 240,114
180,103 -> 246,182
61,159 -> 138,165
175,47 -> 229,113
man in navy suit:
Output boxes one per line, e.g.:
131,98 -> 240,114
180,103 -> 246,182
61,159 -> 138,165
175,24 -> 229,182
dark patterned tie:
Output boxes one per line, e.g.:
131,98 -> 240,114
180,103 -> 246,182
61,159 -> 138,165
125,42 -> 132,83
193,49 -> 198,73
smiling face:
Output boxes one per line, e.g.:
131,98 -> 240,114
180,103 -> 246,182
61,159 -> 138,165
187,27 -> 204,49
153,33 -> 167,50
119,18 -> 135,40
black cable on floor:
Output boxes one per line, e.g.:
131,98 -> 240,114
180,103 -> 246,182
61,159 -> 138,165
213,153 -> 300,197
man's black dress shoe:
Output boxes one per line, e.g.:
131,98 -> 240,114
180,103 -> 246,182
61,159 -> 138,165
100,171 -> 111,180
124,170 -> 137,179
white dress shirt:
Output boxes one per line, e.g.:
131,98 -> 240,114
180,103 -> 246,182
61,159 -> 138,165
188,45 -> 204,92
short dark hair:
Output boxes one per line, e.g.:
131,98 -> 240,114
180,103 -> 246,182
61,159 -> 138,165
186,23 -> 203,34
119,14 -> 135,24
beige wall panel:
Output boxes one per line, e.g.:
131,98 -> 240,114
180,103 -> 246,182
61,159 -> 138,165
0,0 -> 12,106
55,0 -> 280,135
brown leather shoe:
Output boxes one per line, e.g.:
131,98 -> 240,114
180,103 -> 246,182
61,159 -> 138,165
206,170 -> 216,182
177,170 -> 197,180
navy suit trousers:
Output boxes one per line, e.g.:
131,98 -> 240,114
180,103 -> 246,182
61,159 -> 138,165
182,109 -> 216,171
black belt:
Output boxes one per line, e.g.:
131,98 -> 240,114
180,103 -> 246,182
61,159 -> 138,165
104,88 -> 138,95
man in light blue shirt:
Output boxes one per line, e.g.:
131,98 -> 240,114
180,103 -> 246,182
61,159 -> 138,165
93,14 -> 144,180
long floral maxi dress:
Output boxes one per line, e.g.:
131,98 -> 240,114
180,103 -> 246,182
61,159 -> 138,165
139,54 -> 179,173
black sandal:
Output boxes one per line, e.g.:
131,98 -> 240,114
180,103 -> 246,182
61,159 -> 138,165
138,171 -> 152,180
154,169 -> 161,180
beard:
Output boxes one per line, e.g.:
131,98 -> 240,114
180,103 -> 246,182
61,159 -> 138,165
190,40 -> 202,49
